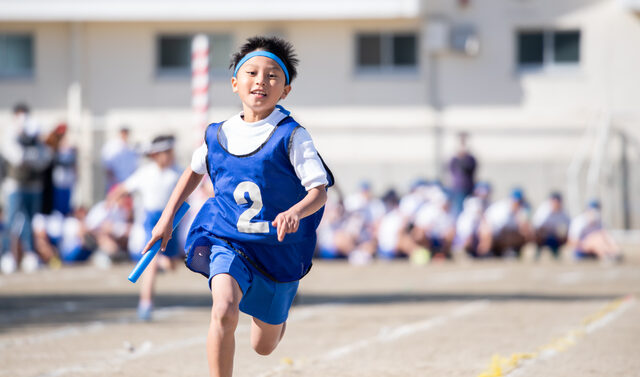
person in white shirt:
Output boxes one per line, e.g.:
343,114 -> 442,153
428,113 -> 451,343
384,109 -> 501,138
376,189 -> 429,263
455,197 -> 484,257
568,200 -> 621,261
477,188 -> 532,258
412,189 -> 456,260
532,192 -> 570,260
85,197 -> 132,262
108,135 -> 181,320
32,207 -> 94,266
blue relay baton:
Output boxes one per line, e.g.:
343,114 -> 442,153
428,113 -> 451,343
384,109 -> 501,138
128,202 -> 190,283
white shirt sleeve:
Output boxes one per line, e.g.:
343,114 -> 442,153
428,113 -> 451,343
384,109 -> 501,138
190,143 -> 208,175
289,128 -> 329,191
123,168 -> 143,193
532,201 -> 550,229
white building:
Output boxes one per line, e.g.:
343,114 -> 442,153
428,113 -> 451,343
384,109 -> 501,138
1,0 -> 639,227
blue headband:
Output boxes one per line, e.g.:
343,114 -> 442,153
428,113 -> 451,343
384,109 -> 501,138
233,51 -> 290,85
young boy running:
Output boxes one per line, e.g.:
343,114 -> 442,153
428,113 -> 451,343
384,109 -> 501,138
109,135 -> 182,320
142,36 -> 333,376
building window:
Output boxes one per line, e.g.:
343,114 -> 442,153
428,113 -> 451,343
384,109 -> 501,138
356,32 -> 417,72
0,34 -> 34,78
517,29 -> 580,70
157,34 -> 232,76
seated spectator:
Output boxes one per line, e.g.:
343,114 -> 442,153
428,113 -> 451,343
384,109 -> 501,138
532,192 -> 570,260
399,178 -> 428,220
85,195 -> 133,266
316,196 -> 354,259
568,200 -> 622,261
377,190 -> 427,263
455,197 -> 484,258
32,211 -> 63,266
32,207 -> 95,266
472,181 -> 492,210
478,187 -> 532,258
412,189 -> 456,260
343,181 -> 386,224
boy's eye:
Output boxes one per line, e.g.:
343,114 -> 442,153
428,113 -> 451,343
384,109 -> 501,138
246,70 -> 256,75
269,73 -> 278,78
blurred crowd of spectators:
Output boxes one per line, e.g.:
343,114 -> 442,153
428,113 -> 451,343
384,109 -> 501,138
0,104 -> 623,274
0,102 -> 201,274
317,180 -> 622,265
316,132 -> 622,265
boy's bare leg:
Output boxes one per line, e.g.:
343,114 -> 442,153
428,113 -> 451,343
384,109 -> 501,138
10,236 -> 24,265
208,274 -> 242,377
251,318 -> 286,355
139,257 -> 158,306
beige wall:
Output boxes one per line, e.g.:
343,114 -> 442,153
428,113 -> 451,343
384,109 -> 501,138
0,1 -> 639,207
0,22 -> 71,110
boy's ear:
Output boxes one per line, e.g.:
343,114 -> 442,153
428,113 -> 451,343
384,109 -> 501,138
231,77 -> 239,93
280,85 -> 292,100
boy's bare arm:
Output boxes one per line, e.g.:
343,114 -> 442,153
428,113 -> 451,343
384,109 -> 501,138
142,167 -> 204,253
272,185 -> 328,242
105,183 -> 129,204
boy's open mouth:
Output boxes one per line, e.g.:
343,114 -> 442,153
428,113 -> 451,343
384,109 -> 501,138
251,89 -> 267,97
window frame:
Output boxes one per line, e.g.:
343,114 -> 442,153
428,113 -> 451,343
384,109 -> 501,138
354,31 -> 419,75
0,32 -> 35,79
155,33 -> 233,78
515,28 -> 580,74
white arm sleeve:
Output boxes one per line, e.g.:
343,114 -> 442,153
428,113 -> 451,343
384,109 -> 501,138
190,143 -> 208,175
290,128 -> 329,191
122,168 -> 142,193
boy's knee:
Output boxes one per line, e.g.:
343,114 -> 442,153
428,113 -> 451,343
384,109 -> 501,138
252,341 -> 277,356
211,301 -> 239,331
251,322 -> 285,356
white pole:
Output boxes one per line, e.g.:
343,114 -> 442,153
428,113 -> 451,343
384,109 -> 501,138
192,34 -> 210,145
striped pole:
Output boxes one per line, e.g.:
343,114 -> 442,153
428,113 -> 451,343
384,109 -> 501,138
192,34 -> 209,143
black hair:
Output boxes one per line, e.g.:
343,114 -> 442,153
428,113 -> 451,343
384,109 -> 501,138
550,191 -> 563,201
13,102 -> 30,115
230,36 -> 299,83
151,135 -> 175,144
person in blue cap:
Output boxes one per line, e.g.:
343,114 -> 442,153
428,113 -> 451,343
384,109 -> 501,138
532,191 -> 570,260
567,199 -> 622,261
477,187 -> 532,258
140,36 -> 333,377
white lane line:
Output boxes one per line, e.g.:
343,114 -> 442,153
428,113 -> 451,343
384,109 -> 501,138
34,303 -> 341,377
258,300 -> 490,377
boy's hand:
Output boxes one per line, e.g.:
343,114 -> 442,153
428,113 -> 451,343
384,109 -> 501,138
272,210 -> 301,242
141,215 -> 174,254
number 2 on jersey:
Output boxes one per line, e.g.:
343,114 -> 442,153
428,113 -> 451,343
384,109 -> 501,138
233,181 -> 270,233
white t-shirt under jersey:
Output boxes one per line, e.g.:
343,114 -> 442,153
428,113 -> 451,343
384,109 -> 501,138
190,107 -> 328,191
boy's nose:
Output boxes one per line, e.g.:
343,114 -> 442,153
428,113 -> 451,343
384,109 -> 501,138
255,73 -> 266,85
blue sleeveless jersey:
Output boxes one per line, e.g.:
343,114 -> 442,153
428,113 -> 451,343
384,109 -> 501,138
186,115 -> 332,282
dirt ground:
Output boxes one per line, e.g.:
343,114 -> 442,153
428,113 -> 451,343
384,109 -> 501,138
1,248 -> 639,377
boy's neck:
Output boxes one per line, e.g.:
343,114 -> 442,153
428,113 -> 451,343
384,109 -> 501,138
241,106 -> 276,123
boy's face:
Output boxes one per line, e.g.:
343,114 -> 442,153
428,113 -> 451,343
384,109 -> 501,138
151,149 -> 174,168
231,54 -> 291,121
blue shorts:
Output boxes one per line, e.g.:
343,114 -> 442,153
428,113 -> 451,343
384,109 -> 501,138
133,210 -> 180,261
209,245 -> 299,325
